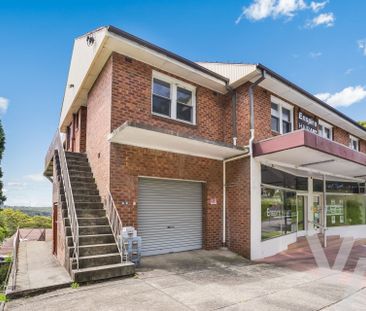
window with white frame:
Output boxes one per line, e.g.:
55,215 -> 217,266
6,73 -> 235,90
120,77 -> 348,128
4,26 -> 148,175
271,97 -> 293,134
349,135 -> 359,151
152,71 -> 196,124
318,120 -> 333,140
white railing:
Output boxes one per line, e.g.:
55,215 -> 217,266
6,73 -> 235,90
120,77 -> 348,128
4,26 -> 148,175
54,130 -> 80,270
104,192 -> 127,263
6,228 -> 20,293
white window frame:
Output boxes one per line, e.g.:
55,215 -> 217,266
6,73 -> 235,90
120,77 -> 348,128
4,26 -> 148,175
318,120 -> 333,140
271,96 -> 294,134
151,71 -> 196,125
349,135 -> 359,151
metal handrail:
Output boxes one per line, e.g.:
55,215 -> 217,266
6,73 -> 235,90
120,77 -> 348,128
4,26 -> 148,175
6,228 -> 20,292
54,130 -> 80,270
104,191 -> 127,263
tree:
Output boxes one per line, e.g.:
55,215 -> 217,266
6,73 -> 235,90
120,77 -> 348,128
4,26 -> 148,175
358,121 -> 366,128
0,120 -> 5,205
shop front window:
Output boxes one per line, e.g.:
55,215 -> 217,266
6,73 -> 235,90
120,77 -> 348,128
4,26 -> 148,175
261,188 -> 297,241
326,195 -> 366,227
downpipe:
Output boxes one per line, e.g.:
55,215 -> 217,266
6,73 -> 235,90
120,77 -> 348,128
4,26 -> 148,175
222,70 -> 266,248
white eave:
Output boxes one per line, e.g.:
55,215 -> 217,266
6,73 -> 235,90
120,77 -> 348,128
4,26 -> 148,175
108,122 -> 248,160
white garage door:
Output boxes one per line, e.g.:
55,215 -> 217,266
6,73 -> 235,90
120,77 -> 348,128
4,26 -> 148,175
138,178 -> 203,256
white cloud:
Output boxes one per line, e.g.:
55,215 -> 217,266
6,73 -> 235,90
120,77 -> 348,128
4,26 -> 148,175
273,0 -> 307,18
315,86 -> 366,107
0,97 -> 9,114
306,12 -> 335,28
309,51 -> 322,58
7,182 -> 27,189
236,0 -> 330,24
345,68 -> 354,75
310,1 -> 328,12
24,173 -> 46,182
358,39 -> 366,55
4,177 -> 51,207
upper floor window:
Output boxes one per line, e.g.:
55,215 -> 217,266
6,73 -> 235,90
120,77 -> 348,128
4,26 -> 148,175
271,96 -> 293,134
349,135 -> 359,151
318,120 -> 332,140
152,71 -> 196,124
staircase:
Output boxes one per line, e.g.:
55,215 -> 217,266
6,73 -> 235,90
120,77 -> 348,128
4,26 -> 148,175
55,151 -> 135,283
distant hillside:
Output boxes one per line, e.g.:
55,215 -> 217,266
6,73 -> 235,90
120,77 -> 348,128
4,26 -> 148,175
3,206 -> 51,217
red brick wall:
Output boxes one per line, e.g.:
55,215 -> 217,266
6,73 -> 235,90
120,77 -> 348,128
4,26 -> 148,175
110,53 -> 226,144
86,57 -> 113,198
225,157 -> 251,258
75,107 -> 87,153
109,144 -> 223,250
333,127 -> 350,146
234,83 -> 366,150
64,106 -> 87,153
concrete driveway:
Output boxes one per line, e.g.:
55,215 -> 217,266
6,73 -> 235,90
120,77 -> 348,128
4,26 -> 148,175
5,249 -> 366,311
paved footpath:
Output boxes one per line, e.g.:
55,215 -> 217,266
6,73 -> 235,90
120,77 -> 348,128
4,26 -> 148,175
9,241 -> 72,296
5,250 -> 366,311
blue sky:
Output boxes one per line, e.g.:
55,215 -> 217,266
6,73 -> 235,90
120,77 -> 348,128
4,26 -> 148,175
0,0 -> 366,206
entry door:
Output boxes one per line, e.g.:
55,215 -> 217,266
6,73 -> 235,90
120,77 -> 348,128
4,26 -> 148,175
138,178 -> 203,256
296,195 -> 307,235
312,195 -> 323,231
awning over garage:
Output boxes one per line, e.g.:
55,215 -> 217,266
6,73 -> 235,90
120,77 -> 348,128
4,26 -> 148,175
108,121 -> 248,160
253,130 -> 366,181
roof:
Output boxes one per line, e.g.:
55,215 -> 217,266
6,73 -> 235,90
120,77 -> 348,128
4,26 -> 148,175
196,62 -> 256,85
58,25 -> 366,138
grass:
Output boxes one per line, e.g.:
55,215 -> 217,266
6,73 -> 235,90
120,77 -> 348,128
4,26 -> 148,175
0,293 -> 7,302
71,282 -> 79,289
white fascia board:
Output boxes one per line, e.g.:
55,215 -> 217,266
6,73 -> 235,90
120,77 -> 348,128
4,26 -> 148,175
59,28 -> 110,131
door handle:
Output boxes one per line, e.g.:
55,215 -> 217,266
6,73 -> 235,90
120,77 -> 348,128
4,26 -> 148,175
167,226 -> 175,229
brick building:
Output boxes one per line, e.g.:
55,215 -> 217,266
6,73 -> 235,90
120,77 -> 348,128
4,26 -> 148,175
44,26 -> 366,282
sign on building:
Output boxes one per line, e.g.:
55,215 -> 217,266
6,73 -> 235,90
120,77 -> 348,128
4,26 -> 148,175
298,111 -> 318,134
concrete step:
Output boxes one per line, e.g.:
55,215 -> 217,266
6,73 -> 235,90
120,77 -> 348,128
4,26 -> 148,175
69,243 -> 118,257
73,194 -> 101,203
76,208 -> 106,218
65,217 -> 109,226
69,170 -> 93,179
67,234 -> 116,247
72,262 -> 135,283
66,225 -> 112,236
72,253 -> 122,269
61,202 -> 104,210
72,188 -> 99,196
65,152 -> 88,160
70,176 -> 95,184
70,182 -> 98,191
67,165 -> 92,173
75,202 -> 104,209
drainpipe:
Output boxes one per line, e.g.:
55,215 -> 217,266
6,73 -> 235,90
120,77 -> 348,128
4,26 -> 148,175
248,70 -> 266,153
221,70 -> 266,248
231,90 -> 238,146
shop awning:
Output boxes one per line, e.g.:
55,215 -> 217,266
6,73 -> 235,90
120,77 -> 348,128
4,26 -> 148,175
108,121 -> 248,160
253,130 -> 366,181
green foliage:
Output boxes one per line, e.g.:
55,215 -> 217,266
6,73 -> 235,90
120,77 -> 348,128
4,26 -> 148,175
0,120 -> 5,205
0,293 -> 7,302
358,121 -> 366,128
71,282 -> 79,289
0,208 -> 52,242
0,263 -> 10,291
